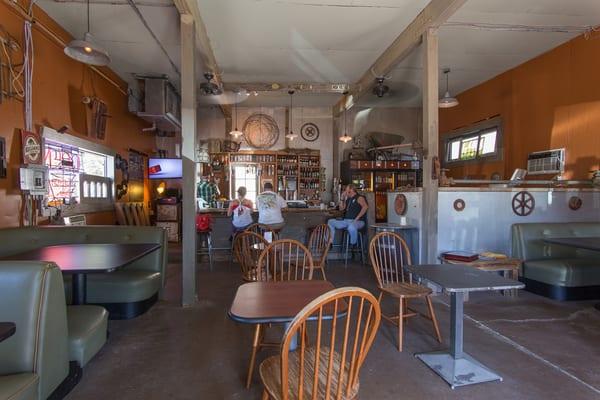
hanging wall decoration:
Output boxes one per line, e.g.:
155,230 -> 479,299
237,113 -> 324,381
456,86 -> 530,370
0,138 -> 6,178
90,98 -> 109,140
21,129 -> 42,165
453,198 -> 466,212
115,154 -> 129,200
394,194 -> 407,216
512,191 -> 535,216
300,122 -> 319,142
568,196 -> 583,211
242,113 -> 280,149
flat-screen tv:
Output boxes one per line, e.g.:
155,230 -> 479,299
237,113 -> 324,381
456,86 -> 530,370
148,158 -> 182,179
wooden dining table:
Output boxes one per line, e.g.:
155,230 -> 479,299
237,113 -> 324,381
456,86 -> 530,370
2,243 -> 161,305
229,280 -> 340,350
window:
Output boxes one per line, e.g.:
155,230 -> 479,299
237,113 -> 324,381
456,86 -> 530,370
42,127 -> 115,213
443,117 -> 502,164
232,165 -> 258,203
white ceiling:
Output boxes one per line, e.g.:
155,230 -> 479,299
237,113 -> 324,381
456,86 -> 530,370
37,0 -> 600,107
37,0 -> 181,87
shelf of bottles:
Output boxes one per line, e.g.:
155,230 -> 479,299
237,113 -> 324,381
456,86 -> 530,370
276,155 -> 298,178
298,155 -> 321,199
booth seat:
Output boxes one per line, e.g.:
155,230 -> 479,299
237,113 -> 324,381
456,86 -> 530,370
0,226 -> 168,319
511,222 -> 600,300
0,262 -> 107,400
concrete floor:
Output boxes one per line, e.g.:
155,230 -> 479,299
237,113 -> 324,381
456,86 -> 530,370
65,248 -> 600,400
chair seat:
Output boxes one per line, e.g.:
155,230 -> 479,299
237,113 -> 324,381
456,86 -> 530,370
65,270 -> 161,304
0,373 -> 38,400
380,282 -> 432,298
260,347 -> 359,400
67,305 -> 108,367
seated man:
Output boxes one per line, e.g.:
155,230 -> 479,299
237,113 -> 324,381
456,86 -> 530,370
328,184 -> 368,246
256,182 -> 287,230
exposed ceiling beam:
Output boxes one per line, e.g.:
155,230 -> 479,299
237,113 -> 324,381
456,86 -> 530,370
173,0 -> 232,118
332,0 -> 466,116
224,82 -> 356,94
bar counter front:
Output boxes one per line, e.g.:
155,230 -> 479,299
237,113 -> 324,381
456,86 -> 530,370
198,208 -> 339,249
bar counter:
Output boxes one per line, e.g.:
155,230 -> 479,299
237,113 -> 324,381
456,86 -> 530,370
199,208 -> 341,249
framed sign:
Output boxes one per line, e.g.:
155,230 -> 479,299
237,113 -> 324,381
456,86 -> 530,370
21,130 -> 42,165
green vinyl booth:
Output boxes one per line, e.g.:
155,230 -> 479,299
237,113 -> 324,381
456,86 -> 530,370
0,261 -> 107,400
512,222 -> 600,300
0,226 -> 168,319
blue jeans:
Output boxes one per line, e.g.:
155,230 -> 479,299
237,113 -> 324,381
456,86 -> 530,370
327,219 -> 365,245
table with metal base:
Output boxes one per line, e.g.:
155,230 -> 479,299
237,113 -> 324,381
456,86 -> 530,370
406,264 -> 524,389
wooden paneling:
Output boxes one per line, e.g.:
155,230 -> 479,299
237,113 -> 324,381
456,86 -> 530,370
440,32 -> 600,180
0,3 -> 154,227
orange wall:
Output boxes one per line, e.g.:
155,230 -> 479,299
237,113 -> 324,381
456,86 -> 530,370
440,32 -> 600,181
0,2 -> 155,227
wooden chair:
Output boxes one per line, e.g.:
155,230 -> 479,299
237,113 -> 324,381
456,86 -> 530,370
233,231 -> 268,282
259,287 -> 382,400
307,224 -> 332,280
246,223 -> 279,241
368,231 -> 442,351
257,239 -> 315,282
246,240 -> 315,388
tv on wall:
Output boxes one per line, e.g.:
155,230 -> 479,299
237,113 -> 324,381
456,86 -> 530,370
148,158 -> 182,179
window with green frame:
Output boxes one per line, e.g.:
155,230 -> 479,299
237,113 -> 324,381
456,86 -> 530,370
446,127 -> 500,163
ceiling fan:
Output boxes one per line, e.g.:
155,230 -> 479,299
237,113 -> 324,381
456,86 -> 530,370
198,72 -> 251,105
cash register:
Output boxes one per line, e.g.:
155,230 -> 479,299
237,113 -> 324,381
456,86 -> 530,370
286,200 -> 308,208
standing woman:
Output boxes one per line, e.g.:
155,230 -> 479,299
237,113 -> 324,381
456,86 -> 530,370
228,186 -> 254,233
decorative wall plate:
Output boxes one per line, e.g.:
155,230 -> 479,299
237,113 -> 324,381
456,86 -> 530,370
512,191 -> 535,216
300,122 -> 319,142
453,199 -> 465,212
242,113 -> 279,149
394,194 -> 407,216
568,196 -> 582,210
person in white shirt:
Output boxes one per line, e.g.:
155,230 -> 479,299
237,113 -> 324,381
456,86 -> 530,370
227,186 -> 254,232
256,182 -> 287,230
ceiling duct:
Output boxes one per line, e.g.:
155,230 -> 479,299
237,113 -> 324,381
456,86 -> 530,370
129,76 -> 181,132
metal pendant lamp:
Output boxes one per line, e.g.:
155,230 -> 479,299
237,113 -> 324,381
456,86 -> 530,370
64,0 -> 110,66
229,92 -> 244,138
285,90 -> 298,140
439,68 -> 459,108
339,107 -> 352,143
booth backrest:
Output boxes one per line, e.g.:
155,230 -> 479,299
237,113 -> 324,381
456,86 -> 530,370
115,202 -> 151,226
0,226 -> 168,288
0,261 -> 69,399
512,222 -> 600,261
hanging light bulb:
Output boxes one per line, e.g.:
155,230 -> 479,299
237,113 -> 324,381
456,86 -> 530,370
285,89 -> 298,140
439,68 -> 459,108
229,91 -> 244,138
339,105 -> 352,143
64,0 -> 110,66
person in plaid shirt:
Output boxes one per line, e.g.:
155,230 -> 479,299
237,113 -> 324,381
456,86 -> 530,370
197,175 -> 219,207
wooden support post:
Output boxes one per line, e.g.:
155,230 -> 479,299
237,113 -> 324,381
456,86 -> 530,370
180,13 -> 198,306
421,28 -> 439,264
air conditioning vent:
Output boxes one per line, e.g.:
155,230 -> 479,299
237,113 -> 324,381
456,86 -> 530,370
527,148 -> 565,175
129,76 -> 181,132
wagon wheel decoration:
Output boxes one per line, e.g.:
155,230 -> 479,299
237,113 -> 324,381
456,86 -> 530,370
512,191 -> 535,216
394,194 -> 407,216
300,122 -> 319,142
453,199 -> 466,212
242,113 -> 280,149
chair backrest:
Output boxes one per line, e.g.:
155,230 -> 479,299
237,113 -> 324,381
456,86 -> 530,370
277,287 -> 381,400
308,224 -> 332,265
0,261 -> 70,399
233,231 -> 269,281
245,222 -> 274,237
368,231 -> 412,287
257,239 -> 314,281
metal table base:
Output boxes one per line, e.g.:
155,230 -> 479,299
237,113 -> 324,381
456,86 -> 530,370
415,292 -> 502,389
